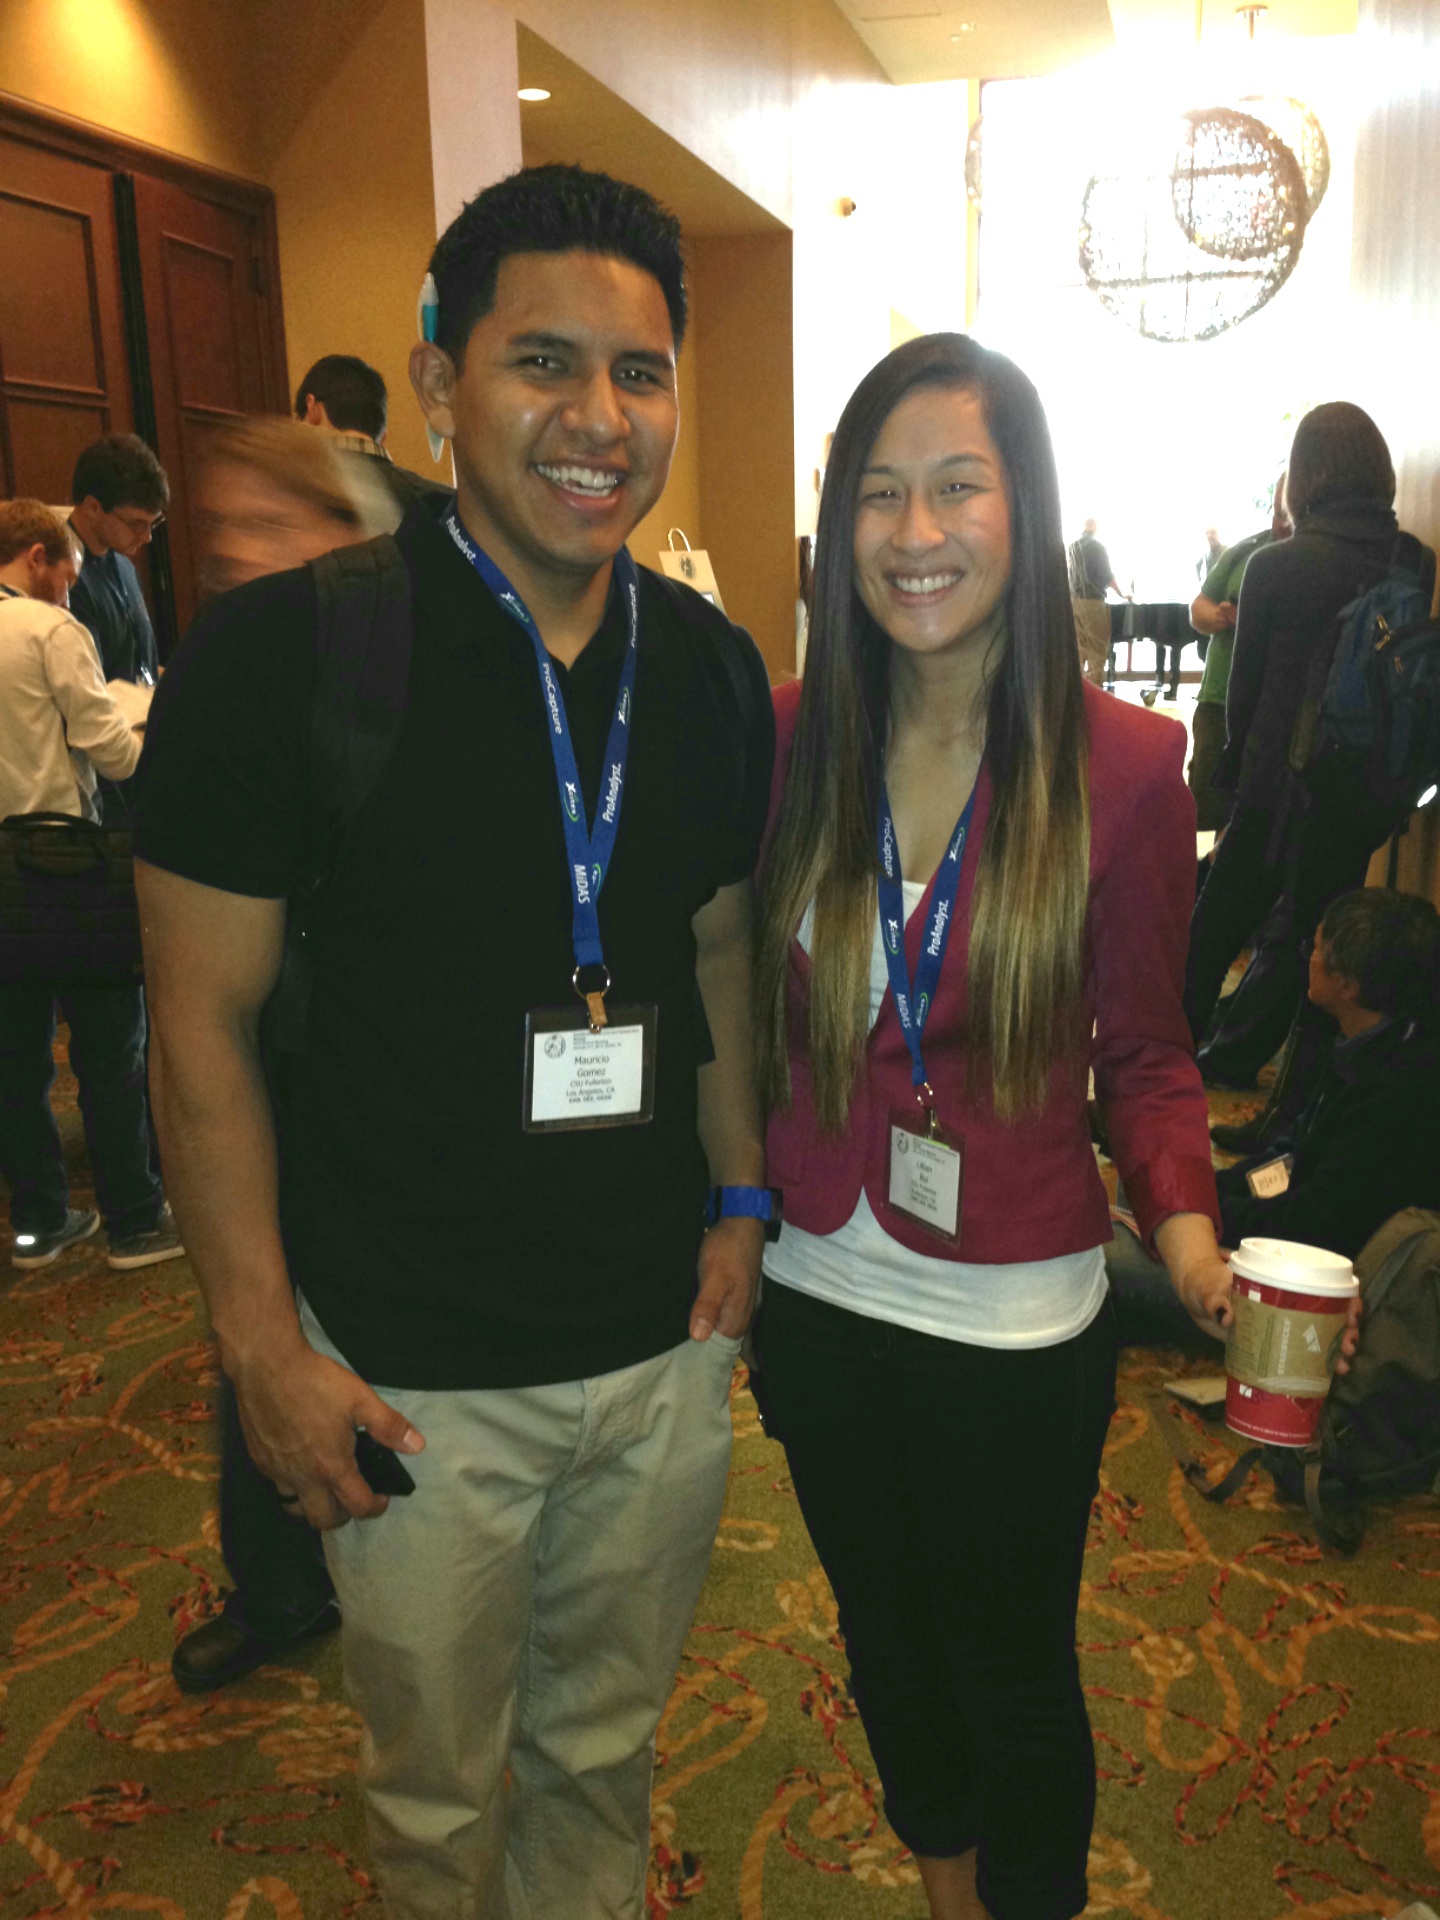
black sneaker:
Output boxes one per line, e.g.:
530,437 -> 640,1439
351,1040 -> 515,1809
107,1202 -> 186,1271
10,1208 -> 100,1270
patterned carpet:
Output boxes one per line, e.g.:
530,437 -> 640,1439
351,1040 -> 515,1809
2,1054 -> 1439,1919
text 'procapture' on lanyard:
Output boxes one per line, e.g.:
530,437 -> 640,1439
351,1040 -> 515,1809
443,506 -> 639,1030
876,777 -> 979,1131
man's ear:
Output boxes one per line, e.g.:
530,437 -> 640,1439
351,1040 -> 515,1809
409,341 -> 458,444
1332,971 -> 1365,1011
301,394 -> 327,428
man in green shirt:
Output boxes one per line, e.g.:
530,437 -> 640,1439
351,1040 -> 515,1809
1187,481 -> 1290,831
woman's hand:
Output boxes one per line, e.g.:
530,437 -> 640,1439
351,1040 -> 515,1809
1153,1212 -> 1233,1344
1173,1252 -> 1234,1342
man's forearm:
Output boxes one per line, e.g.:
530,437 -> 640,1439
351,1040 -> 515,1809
695,941 -> 766,1186
149,1017 -> 303,1371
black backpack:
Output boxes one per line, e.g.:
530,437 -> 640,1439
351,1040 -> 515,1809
1159,1209 -> 1440,1553
1289,533 -> 1440,825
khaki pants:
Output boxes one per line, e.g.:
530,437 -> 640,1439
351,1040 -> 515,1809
299,1298 -> 737,1920
1072,598 -> 1111,683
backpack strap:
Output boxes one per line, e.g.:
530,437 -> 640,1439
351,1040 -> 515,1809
263,535 -> 413,1062
1302,1457 -> 1365,1555
1146,1391 -> 1263,1501
306,535 -> 414,889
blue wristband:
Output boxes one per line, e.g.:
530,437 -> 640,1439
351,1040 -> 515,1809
704,1185 -> 783,1241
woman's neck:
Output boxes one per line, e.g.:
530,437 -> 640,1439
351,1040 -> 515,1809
887,630 -> 994,754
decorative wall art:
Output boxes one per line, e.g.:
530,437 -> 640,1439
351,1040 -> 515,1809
1078,101 -> 1323,344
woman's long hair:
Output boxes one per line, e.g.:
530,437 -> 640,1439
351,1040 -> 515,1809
755,333 -> 1090,1129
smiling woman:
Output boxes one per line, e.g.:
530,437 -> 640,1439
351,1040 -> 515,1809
750,331 -> 1228,1920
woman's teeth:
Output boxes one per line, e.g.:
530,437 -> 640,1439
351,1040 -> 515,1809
537,464 -> 621,496
893,572 -> 959,594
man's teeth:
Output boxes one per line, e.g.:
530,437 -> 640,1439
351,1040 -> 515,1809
537,464 -> 621,495
893,572 -> 959,594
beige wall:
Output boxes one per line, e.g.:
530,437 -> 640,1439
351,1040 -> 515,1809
689,234 -> 797,676
257,0 -> 440,476
0,0 -> 259,174
630,335 -> 703,587
1353,0 -> 1440,904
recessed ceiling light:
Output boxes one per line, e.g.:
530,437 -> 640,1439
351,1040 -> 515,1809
950,22 -> 976,34
517,87 -> 551,102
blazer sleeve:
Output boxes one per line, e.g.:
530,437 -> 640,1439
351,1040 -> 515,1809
1089,718 -> 1220,1245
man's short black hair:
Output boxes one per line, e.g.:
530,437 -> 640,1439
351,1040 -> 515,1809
428,163 -> 686,366
294,354 -> 389,440
71,433 -> 169,514
1320,888 -> 1440,1021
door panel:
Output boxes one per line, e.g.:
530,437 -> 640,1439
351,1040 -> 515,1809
131,174 -> 281,633
0,132 -> 134,503
5,396 -> 111,508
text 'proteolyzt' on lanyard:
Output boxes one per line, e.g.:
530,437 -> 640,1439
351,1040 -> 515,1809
443,507 -> 639,1030
876,777 -> 979,1128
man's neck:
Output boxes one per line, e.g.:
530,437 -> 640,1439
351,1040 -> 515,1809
1336,1004 -> 1386,1041
453,493 -> 613,670
68,501 -> 110,558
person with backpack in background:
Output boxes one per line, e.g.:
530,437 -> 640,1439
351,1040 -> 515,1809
1110,886 -> 1440,1349
1182,403 -> 1437,1075
293,352 -> 453,515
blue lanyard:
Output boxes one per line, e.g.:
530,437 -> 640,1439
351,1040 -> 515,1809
443,507 -> 639,990
876,777 -> 979,1099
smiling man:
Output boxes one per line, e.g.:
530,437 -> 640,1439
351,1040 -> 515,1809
132,166 -> 774,1917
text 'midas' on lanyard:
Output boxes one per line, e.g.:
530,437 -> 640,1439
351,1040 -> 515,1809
443,506 -> 657,1133
877,778 -> 978,1242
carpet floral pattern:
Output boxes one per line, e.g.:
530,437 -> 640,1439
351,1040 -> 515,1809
1,1062 -> 1438,1919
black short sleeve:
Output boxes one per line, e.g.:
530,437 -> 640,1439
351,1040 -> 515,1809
133,569 -> 318,898
640,570 -> 775,890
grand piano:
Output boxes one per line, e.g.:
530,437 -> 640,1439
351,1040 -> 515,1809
1107,601 -> 1195,698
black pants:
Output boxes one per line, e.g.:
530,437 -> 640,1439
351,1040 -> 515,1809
754,1282 -> 1118,1920
217,1375 -> 334,1637
0,980 -> 160,1240
1183,779 -> 1391,1051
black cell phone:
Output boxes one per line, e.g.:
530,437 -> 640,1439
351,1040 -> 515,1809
353,1427 -> 416,1497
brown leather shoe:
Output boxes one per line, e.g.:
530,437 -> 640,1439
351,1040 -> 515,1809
171,1602 -> 340,1694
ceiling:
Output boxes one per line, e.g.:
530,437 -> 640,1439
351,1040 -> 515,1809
516,24 -> 784,236
830,0 -> 1358,84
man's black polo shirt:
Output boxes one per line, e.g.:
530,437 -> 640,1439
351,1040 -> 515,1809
134,502 -> 774,1390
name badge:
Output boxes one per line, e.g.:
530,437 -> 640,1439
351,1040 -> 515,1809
1245,1153 -> 1293,1199
523,1004 -> 657,1132
886,1105 -> 964,1242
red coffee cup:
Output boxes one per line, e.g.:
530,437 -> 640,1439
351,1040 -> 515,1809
1224,1238 -> 1358,1448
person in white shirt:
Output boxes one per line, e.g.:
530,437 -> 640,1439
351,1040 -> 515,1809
0,502 -> 145,820
0,499 -> 183,1274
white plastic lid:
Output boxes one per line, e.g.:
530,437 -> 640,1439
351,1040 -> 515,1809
1230,1236 -> 1357,1296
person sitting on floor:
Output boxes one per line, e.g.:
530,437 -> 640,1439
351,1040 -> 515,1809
1109,886 -> 1440,1347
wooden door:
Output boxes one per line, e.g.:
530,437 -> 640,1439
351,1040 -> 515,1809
0,132 -> 134,505
129,174 -> 287,634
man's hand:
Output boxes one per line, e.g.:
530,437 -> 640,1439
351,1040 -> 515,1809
230,1336 -> 425,1531
690,1216 -> 763,1341
1215,599 -> 1239,628
1334,1294 -> 1362,1375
